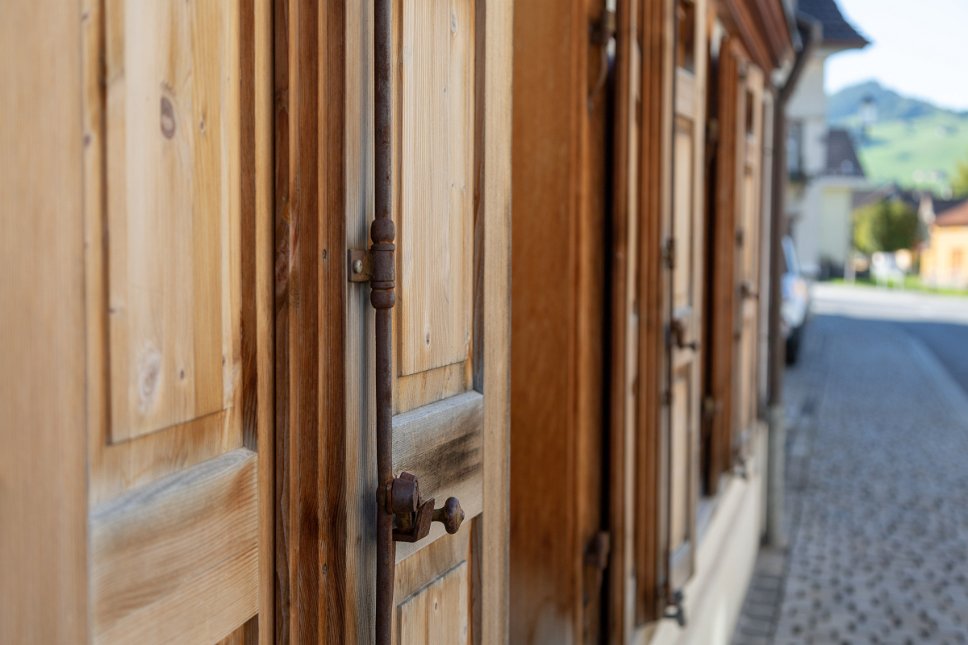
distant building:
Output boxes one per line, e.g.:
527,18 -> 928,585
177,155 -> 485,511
921,199 -> 968,288
786,0 -> 870,278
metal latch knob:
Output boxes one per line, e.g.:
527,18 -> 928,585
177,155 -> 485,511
386,472 -> 464,543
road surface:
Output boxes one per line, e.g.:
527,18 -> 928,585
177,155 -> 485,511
734,283 -> 968,644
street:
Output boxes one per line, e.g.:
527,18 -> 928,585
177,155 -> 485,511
735,283 -> 968,644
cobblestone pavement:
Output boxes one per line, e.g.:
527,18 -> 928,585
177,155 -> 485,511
734,285 -> 968,644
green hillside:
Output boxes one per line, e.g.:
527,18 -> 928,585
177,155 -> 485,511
827,81 -> 968,196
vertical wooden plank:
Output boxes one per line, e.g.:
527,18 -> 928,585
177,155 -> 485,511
510,0 -> 573,634
343,0 -> 377,639
273,0 -> 322,641
635,0 -> 675,624
0,0 -> 88,641
481,1 -> 513,643
319,0 -> 348,642
704,37 -> 740,495
253,0 -> 276,640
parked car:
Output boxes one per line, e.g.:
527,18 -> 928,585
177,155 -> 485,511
782,236 -> 811,364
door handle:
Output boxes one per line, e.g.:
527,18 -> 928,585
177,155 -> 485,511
371,2 -> 464,642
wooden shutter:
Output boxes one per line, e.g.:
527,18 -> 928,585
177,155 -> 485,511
609,0 -> 645,638
340,2 -> 512,643
734,65 -> 765,460
663,0 -> 708,600
616,0 -> 707,630
509,0 -> 610,642
704,37 -> 742,493
81,1 -> 274,642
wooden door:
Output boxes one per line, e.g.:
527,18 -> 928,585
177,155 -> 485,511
664,0 -> 708,599
734,66 -> 765,457
340,2 -> 512,643
81,1 -> 275,643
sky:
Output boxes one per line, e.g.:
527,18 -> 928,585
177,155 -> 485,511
824,0 -> 968,111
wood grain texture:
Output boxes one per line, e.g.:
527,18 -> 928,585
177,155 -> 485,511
339,1 -> 511,642
703,35 -> 740,496
104,0 -> 240,441
91,450 -> 259,644
0,1 -> 88,641
273,0 -> 329,641
342,0 -> 377,639
396,562 -> 470,645
510,0 -> 607,640
396,0 -> 475,378
477,1 -> 513,642
635,0 -> 676,624
394,393 -> 484,562
318,1 -> 349,643
251,0 -> 276,641
609,0 -> 642,640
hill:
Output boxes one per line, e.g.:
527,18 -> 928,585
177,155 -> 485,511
826,81 -> 968,195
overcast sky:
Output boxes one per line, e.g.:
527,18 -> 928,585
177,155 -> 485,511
825,0 -> 968,110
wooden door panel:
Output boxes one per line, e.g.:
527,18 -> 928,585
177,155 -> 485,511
397,563 -> 470,644
104,0 -> 240,442
673,120 -> 695,310
83,0 -> 273,641
396,0 -> 475,383
91,450 -> 259,643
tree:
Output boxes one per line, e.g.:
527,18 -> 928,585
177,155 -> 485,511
953,157 -> 968,198
853,198 -> 920,255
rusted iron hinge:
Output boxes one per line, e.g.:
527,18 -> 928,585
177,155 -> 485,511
662,238 -> 676,270
583,531 -> 611,608
702,396 -> 722,421
584,531 -> 611,570
347,248 -> 373,283
589,8 -> 616,45
664,589 -> 687,627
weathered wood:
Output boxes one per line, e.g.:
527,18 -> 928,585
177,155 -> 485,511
0,1 -> 88,641
669,0 -> 708,597
608,0 -> 640,640
397,562 -> 470,645
91,450 -> 259,644
340,1 -> 511,642
273,0 -> 324,641
635,0 -> 676,624
509,0 -> 607,640
397,0 -> 475,378
704,36 -> 739,495
216,617 -> 260,645
343,0 -> 376,639
319,1 -> 349,643
252,0 -> 276,641
475,1 -> 513,641
103,0 -> 239,441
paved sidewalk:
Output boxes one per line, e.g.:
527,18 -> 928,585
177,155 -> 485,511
733,289 -> 968,644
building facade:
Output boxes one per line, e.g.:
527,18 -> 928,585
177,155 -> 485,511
785,0 -> 869,278
2,1 -> 803,643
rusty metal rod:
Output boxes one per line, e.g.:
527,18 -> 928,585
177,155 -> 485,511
373,0 -> 394,642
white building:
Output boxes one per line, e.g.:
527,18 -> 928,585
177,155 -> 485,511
786,0 -> 869,278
